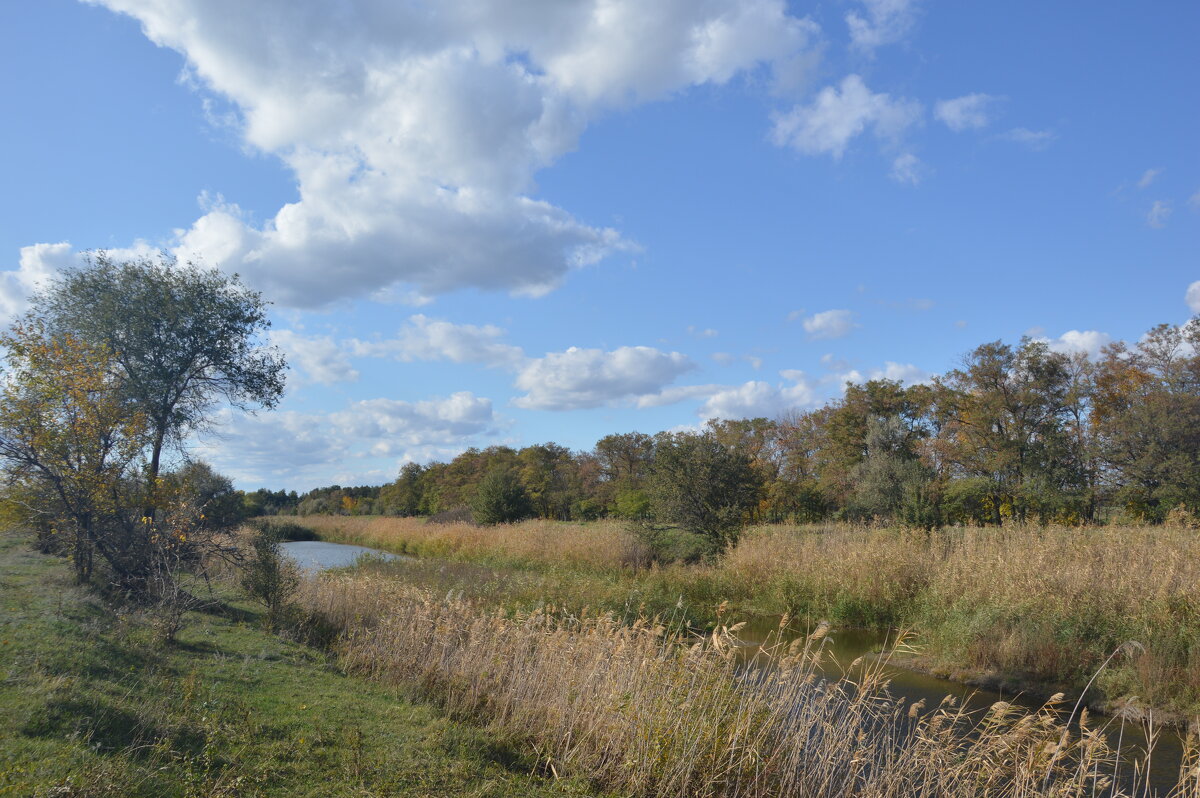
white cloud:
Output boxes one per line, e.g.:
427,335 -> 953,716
513,345 -> 694,410
0,243 -> 77,324
829,361 -> 929,387
0,241 -> 169,325
712,352 -> 736,366
85,0 -> 822,307
350,314 -> 524,369
1147,200 -> 1172,229
771,74 -> 921,159
636,384 -> 726,408
890,152 -> 923,185
1186,281 -> 1200,314
1001,127 -> 1056,150
270,330 -> 358,385
687,325 -> 718,338
334,393 -> 497,456
845,0 -> 918,54
802,309 -> 858,339
698,370 -> 817,419
1137,168 -> 1163,189
1190,190 -> 1200,210
1040,330 -> 1112,359
193,392 -> 500,487
934,93 -> 998,132
192,409 -> 349,486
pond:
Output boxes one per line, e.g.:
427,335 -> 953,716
279,540 -> 407,571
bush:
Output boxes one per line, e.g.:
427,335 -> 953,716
470,468 -> 533,526
646,432 -> 760,551
240,525 -> 300,629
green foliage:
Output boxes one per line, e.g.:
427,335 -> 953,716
33,251 -> 286,497
613,487 -> 651,519
470,467 -> 534,526
647,432 -> 760,551
161,460 -> 246,531
239,524 -> 300,629
941,477 -> 998,525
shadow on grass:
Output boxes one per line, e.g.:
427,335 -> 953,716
20,696 -> 206,758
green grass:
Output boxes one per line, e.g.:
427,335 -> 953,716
0,532 -> 602,797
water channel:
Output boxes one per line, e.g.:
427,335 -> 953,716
734,615 -> 1187,795
284,539 -> 1188,793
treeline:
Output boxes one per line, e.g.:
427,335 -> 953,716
266,319 -> 1200,528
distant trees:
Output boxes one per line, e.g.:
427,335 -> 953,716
249,318 -> 1200,532
1092,322 -> 1200,520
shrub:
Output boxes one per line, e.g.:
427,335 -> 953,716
470,468 -> 533,526
240,525 -> 300,629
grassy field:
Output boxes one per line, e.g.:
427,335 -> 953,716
277,516 -> 1200,721
0,531 -> 601,797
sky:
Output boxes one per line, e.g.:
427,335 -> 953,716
1,0 -> 1197,491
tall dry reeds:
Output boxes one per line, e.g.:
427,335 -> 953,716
297,574 -> 1199,797
279,516 -> 1200,719
276,515 -> 636,570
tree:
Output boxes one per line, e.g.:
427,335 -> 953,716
0,321 -> 149,582
1092,321 -> 1200,520
378,462 -> 427,516
849,415 -> 938,525
646,431 -> 760,551
470,467 -> 533,525
33,252 -> 286,512
933,339 -> 1082,523
160,460 -> 246,531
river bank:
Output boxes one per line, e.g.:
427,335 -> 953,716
0,531 -> 600,797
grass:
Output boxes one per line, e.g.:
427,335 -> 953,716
0,530 -> 602,797
279,515 -> 1200,720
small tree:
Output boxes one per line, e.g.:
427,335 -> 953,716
241,523 -> 300,630
470,467 -> 533,525
646,432 -> 760,552
0,321 -> 149,583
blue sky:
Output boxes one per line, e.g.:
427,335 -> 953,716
2,0 -> 1197,490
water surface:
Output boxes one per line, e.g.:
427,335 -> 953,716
735,615 -> 1186,795
280,540 -> 406,571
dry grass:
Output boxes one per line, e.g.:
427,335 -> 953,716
276,515 -> 638,571
280,515 -> 1200,719
296,573 -> 1200,797
917,524 -> 1200,717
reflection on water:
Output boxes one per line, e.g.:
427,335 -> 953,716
279,540 -> 406,571
733,615 -> 1187,795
